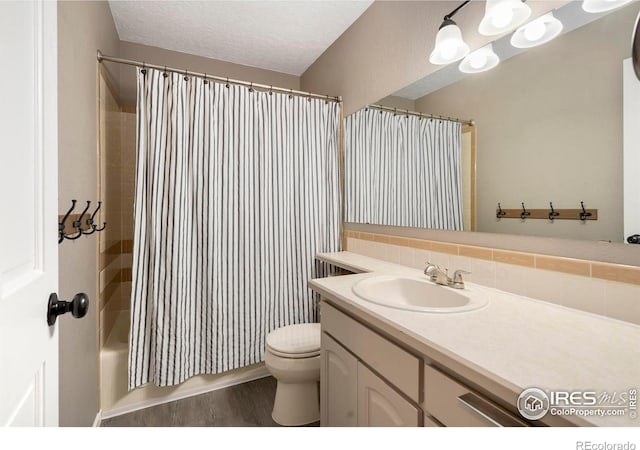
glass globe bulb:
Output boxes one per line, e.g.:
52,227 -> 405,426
469,52 -> 488,69
524,20 -> 546,41
491,5 -> 514,28
439,41 -> 457,61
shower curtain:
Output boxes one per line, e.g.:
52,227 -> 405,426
344,108 -> 463,230
129,68 -> 341,388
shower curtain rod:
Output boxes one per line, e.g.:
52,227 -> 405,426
367,104 -> 474,126
97,50 -> 342,103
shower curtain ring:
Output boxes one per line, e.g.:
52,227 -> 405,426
141,62 -> 146,75
225,77 -> 229,88
163,66 -> 168,78
269,85 -> 273,95
249,82 -> 253,92
203,73 -> 208,84
184,69 -> 188,81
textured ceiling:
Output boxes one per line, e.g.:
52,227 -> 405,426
108,0 -> 373,76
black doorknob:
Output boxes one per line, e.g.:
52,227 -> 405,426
628,234 -> 640,245
47,292 -> 89,326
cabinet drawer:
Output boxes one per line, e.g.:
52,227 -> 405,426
424,365 -> 528,427
321,302 -> 420,403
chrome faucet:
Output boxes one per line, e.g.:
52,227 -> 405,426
424,262 -> 470,289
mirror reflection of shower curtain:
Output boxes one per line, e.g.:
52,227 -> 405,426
129,68 -> 341,388
344,108 -> 463,230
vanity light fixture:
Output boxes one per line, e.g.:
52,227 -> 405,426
582,0 -> 633,13
429,1 -> 471,65
479,0 -> 532,36
511,12 -> 563,49
459,44 -> 500,73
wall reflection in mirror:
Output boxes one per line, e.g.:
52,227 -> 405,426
344,1 -> 640,244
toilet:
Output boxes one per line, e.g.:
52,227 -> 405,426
264,323 -> 321,426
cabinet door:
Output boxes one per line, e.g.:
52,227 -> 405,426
320,333 -> 358,426
357,363 -> 420,427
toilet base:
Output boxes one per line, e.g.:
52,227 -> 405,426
272,380 -> 319,426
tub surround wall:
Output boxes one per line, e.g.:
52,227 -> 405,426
98,73 -> 135,347
344,230 -> 640,325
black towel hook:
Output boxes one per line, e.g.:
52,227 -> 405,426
59,199 -> 106,244
580,201 -> 592,221
548,202 -> 559,221
496,202 -> 506,219
65,201 -> 90,241
82,201 -> 104,235
520,202 -> 531,220
59,199 -> 77,244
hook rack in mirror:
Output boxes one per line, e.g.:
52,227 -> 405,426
494,202 -> 598,221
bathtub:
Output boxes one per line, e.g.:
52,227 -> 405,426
101,310 -> 130,412
100,310 -> 270,419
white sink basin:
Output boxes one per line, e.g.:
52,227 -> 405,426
352,275 -> 489,313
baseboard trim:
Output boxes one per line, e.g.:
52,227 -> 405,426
92,410 -> 102,427
100,365 -> 270,420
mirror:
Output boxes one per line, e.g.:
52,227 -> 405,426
344,1 -> 640,243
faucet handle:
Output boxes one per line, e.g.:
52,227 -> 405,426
451,269 -> 471,289
423,261 -> 439,276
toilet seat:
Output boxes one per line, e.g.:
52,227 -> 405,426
266,323 -> 320,359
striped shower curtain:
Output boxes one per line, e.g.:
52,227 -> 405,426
129,68 -> 341,388
344,108 -> 463,230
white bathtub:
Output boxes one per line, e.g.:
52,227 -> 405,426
101,310 -> 130,412
100,310 -> 269,419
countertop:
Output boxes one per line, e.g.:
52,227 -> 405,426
309,251 -> 640,427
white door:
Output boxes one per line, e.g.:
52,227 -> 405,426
623,58 -> 640,245
0,1 -> 59,426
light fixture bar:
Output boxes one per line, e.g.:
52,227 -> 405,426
444,0 -> 471,21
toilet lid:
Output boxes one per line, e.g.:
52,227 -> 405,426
266,323 -> 320,356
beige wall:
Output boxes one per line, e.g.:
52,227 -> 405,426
414,3 -> 640,243
301,1 -> 567,115
377,95 -> 415,111
117,41 -> 301,106
58,0 -> 120,427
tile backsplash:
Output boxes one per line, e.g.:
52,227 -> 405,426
345,231 -> 640,325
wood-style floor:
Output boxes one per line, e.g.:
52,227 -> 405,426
101,376 -> 281,427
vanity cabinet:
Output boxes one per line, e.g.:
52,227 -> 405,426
320,300 -> 528,427
320,332 -> 419,427
321,301 -> 422,426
